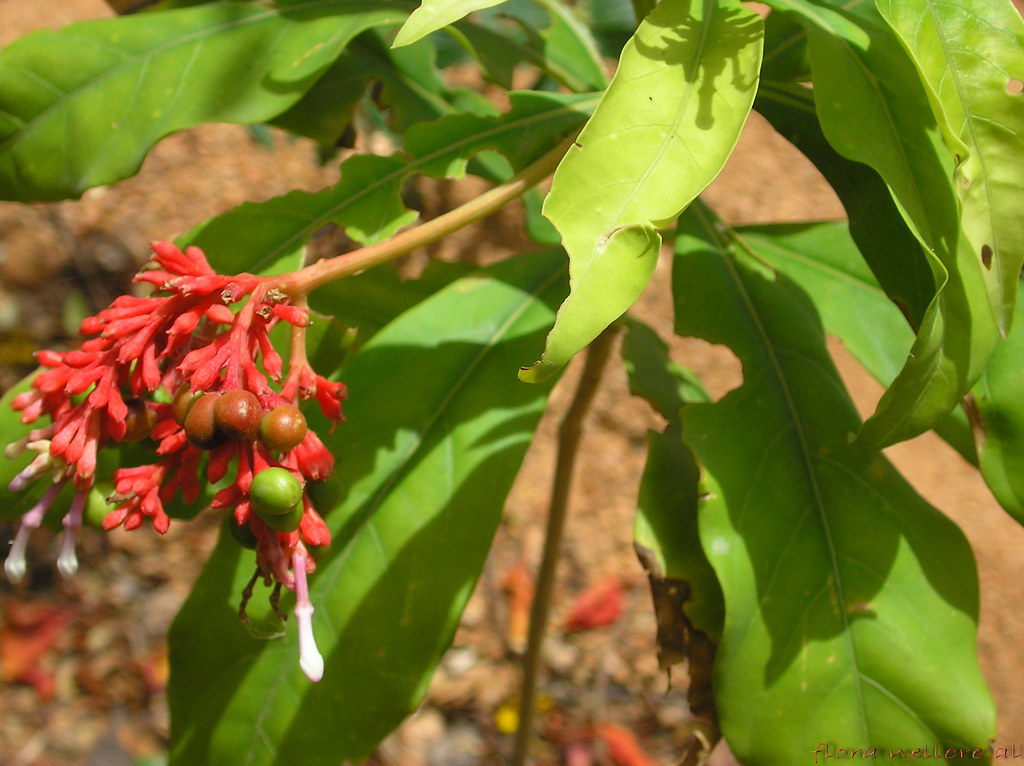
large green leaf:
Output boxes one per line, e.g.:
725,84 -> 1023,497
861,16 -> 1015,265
167,250 -> 565,766
675,204 -> 993,758
734,220 -> 977,464
761,0 -> 1000,448
520,0 -> 763,383
0,0 -> 408,201
876,0 -> 1024,333
974,283 -> 1024,523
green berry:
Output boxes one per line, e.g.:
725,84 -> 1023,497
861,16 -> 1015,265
250,467 -> 303,517
258,405 -> 307,452
214,390 -> 262,440
258,502 -> 304,533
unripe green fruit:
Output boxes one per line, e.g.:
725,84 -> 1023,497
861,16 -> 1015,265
184,393 -> 226,449
172,386 -> 203,426
250,467 -> 303,517
259,405 -> 307,452
122,400 -> 156,442
214,390 -> 262,440
258,502 -> 304,533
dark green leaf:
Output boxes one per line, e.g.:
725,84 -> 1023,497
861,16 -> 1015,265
270,48 -> 374,145
0,1 -> 408,201
760,0 -> 1000,448
760,5 -> 810,82
974,283 -> 1024,523
167,250 -> 566,765
674,203 -> 993,756
754,80 -> 934,329
736,219 -> 978,464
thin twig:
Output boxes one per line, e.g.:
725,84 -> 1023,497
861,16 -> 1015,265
511,325 -> 620,766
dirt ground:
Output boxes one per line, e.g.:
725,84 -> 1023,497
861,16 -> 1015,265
1,2 -> 1022,765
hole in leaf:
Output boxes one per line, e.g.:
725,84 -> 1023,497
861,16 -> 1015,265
1007,78 -> 1024,95
981,244 -> 993,269
672,337 -> 744,403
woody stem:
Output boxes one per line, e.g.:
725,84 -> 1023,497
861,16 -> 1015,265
511,325 -> 618,766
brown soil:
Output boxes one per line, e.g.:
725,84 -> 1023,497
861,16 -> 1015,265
1,2 -> 1022,765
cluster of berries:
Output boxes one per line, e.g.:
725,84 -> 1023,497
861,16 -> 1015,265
3,242 -> 346,682
175,388 -> 309,533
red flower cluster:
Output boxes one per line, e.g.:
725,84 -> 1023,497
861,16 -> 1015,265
4,242 -> 346,682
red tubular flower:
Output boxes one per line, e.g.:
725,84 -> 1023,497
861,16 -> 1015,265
4,242 -> 348,682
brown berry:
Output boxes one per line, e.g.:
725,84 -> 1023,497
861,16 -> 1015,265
122,400 -> 156,442
172,385 -> 203,426
214,390 -> 262,440
184,393 -> 226,449
259,405 -> 307,452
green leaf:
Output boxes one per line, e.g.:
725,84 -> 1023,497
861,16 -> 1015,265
447,2 -> 606,94
974,283 -> 1024,523
0,377 -> 56,522
520,0 -> 764,383
760,5 -> 810,82
736,220 -> 978,464
269,47 -> 375,146
167,250 -> 566,766
308,259 -> 474,345
876,0 -> 1024,333
754,81 -> 934,329
621,316 -> 710,419
393,0 -> 508,47
761,0 -> 1000,449
534,0 -> 608,92
674,203 -> 994,757
587,0 -> 639,58
0,1 -> 408,201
